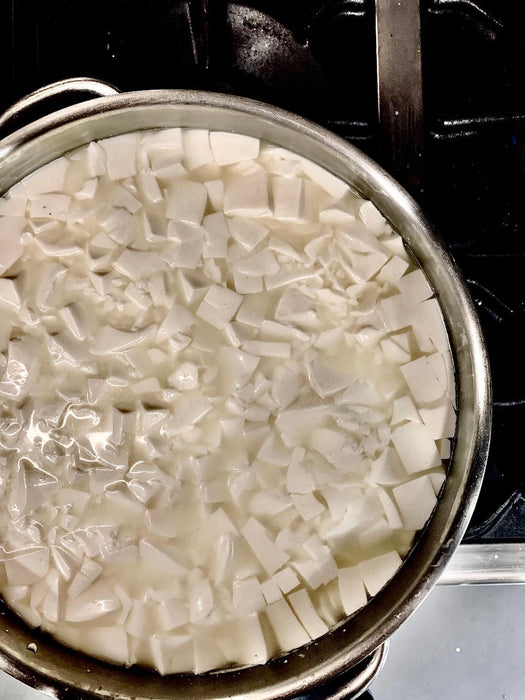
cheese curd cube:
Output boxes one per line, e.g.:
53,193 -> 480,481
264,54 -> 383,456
83,626 -> 129,665
0,196 -> 26,216
4,548 -> 49,586
338,566 -> 368,616
218,614 -> 269,666
209,132 -> 260,165
391,421 -> 442,474
358,551 -> 402,596
396,269 -> 434,303
100,133 -> 139,180
28,194 -> 71,220
419,400 -> 457,440
241,518 -> 289,576
359,200 -> 386,235
182,129 -> 215,171
150,634 -> 194,675
196,284 -> 243,330
204,179 -> 224,210
224,172 -> 271,218
271,176 -> 305,221
0,216 -> 25,274
228,217 -> 269,250
166,180 -> 208,225
288,589 -> 328,639
203,212 -> 230,258
400,354 -> 447,404
302,158 -> 350,199
393,475 -> 438,530
22,157 -> 69,196
265,598 -> 311,648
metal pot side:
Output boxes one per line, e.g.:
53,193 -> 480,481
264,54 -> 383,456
0,90 -> 492,700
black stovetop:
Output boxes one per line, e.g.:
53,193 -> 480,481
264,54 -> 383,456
1,0 -> 524,541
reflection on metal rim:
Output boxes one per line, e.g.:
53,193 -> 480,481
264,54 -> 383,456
0,85 -> 492,699
440,543 -> 525,585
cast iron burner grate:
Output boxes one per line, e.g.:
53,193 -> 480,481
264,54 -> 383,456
1,0 -> 524,540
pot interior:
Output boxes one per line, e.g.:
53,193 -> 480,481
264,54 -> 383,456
0,91 -> 491,700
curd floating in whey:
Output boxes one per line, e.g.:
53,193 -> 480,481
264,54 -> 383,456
0,129 -> 456,673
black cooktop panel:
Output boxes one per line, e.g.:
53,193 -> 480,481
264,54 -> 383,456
1,0 -> 524,540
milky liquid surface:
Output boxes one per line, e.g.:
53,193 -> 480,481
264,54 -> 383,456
0,130 -> 456,673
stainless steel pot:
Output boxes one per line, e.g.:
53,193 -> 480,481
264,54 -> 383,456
0,78 -> 491,700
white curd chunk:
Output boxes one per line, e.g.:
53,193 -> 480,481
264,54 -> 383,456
224,172 -> 271,218
100,134 -> 139,181
209,132 -> 260,165
338,566 -> 368,616
22,157 -> 69,196
182,129 -> 214,171
288,589 -> 328,639
0,127 -> 456,675
358,551 -> 403,596
265,598 -> 311,649
166,180 -> 208,225
0,216 -> 25,274
196,284 -> 243,329
393,475 -> 439,530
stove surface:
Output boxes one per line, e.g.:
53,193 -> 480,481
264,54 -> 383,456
0,583 -> 524,700
1,0 -> 524,540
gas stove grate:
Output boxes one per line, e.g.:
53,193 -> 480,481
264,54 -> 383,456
1,0 -> 524,540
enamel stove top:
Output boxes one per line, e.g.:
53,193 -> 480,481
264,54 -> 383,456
2,0 -> 523,546
1,1 -> 524,698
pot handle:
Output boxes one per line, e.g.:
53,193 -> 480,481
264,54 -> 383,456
0,77 -> 120,135
301,642 -> 389,700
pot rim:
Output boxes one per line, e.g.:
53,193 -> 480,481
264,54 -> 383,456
0,87 -> 492,700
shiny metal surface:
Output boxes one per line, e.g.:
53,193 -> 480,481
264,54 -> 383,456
440,543 -> 525,585
0,77 -> 120,135
300,642 -> 389,700
0,87 -> 491,699
370,583 -> 525,699
375,0 -> 424,189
